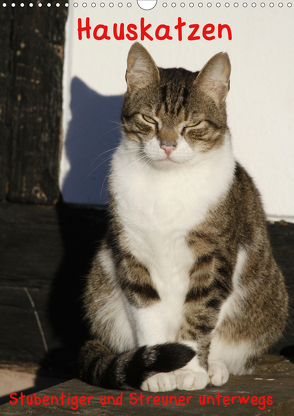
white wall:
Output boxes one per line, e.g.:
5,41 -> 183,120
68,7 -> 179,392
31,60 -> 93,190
60,2 -> 294,222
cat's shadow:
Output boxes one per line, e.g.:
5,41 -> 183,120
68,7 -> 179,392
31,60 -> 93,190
62,77 -> 123,205
38,79 -> 123,379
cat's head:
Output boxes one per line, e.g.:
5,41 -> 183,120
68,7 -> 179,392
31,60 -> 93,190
121,42 -> 231,169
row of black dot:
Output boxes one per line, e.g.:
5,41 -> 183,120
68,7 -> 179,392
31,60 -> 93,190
1,1 -> 292,6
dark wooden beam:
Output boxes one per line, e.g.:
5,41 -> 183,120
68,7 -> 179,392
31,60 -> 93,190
0,4 -> 67,204
0,9 -> 14,200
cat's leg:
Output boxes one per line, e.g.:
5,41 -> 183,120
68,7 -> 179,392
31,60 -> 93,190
173,296 -> 221,390
141,372 -> 177,392
173,271 -> 231,389
84,242 -> 137,353
208,256 -> 287,379
131,302 -> 179,392
209,334 -> 256,377
115,253 -> 186,392
207,295 -> 257,381
172,246 -> 250,389
173,339 -> 210,390
176,244 -> 255,389
207,359 -> 229,386
175,336 -> 230,389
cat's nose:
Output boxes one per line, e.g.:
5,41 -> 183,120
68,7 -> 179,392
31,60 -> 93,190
160,143 -> 177,156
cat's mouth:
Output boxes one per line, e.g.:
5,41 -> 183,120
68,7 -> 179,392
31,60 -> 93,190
141,137 -> 194,168
152,156 -> 181,169
144,150 -> 191,169
160,155 -> 178,163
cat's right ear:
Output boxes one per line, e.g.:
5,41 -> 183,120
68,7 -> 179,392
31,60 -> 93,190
126,43 -> 160,92
194,52 -> 231,105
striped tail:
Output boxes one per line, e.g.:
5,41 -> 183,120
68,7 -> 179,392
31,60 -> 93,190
79,340 -> 196,390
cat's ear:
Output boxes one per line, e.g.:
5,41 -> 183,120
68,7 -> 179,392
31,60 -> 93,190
194,52 -> 231,104
126,43 -> 160,92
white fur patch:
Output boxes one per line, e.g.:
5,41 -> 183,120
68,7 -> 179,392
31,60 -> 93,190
208,359 -> 229,386
130,301 -> 184,346
111,132 -> 235,344
95,248 -> 136,353
175,369 -> 208,391
208,247 -> 253,375
98,247 -> 116,282
209,337 -> 255,375
180,339 -> 198,353
173,345 -> 208,391
214,247 -> 248,328
174,355 -> 208,391
141,372 -> 176,392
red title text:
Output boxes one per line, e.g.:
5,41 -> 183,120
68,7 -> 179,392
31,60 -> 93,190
77,17 -> 232,41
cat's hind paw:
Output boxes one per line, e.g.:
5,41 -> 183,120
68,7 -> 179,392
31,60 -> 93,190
208,359 -> 229,386
174,369 -> 208,390
141,372 -> 176,392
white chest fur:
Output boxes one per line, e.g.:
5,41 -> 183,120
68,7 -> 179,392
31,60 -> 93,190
110,135 -> 235,337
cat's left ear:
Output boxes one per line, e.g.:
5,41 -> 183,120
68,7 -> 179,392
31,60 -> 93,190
194,52 -> 231,104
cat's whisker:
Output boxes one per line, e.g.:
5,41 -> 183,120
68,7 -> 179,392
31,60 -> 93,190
89,148 -> 147,187
100,170 -> 111,199
89,126 -> 121,148
100,125 -> 122,138
84,156 -> 113,180
118,154 -> 151,177
101,117 -> 121,126
88,147 -> 118,170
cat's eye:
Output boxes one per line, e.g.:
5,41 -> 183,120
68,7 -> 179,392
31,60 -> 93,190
142,115 -> 157,125
185,121 -> 201,128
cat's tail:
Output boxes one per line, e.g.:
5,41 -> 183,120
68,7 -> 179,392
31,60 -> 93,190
79,340 -> 195,390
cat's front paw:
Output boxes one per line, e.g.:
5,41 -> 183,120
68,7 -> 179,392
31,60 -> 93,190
141,372 -> 176,392
174,368 -> 208,390
208,359 -> 229,386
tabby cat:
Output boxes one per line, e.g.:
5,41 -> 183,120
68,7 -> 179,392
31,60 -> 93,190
79,43 -> 288,392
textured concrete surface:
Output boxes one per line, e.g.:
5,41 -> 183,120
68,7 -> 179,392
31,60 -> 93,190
0,355 -> 293,415
0,361 -> 67,407
0,370 -> 36,399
